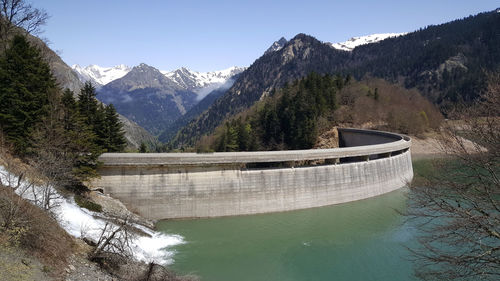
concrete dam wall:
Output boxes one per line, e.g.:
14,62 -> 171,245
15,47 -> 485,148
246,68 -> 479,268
91,129 -> 413,220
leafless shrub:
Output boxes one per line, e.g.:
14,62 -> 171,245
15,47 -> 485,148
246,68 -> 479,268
88,217 -> 135,270
406,73 -> 500,280
83,215 -> 199,281
0,153 -> 32,195
0,186 -> 30,236
335,78 -> 443,135
25,150 -> 69,212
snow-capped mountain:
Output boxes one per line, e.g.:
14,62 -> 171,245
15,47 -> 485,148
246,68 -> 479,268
161,66 -> 245,99
98,63 -> 198,135
95,63 -> 245,135
72,63 -> 244,99
330,33 -> 406,51
264,37 -> 288,55
72,64 -> 132,86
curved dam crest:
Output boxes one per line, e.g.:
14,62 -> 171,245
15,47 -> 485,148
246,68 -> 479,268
91,129 -> 413,220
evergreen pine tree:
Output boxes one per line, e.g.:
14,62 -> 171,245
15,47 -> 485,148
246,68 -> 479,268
76,83 -> 126,152
77,82 -> 99,127
0,35 -> 55,154
103,104 -> 126,152
60,89 -> 101,181
215,128 -> 228,152
139,142 -> 147,153
233,119 -> 247,151
93,103 -> 108,150
61,89 -> 78,131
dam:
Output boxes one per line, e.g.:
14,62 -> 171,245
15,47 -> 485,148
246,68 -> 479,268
91,128 -> 413,220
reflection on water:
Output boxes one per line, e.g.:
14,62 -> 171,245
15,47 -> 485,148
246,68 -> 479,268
156,188 -> 417,281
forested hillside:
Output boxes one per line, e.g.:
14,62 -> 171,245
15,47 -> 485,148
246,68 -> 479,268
197,74 -> 441,152
0,23 -> 156,150
208,73 -> 344,151
170,10 -> 500,149
0,35 -> 126,183
346,10 -> 500,107
170,35 -> 349,148
158,86 -> 229,144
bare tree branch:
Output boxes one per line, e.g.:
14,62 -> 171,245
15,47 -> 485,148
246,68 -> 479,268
0,0 -> 48,43
88,216 -> 136,269
406,73 -> 500,280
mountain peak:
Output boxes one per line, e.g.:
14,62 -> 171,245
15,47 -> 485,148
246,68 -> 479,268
276,37 -> 287,45
264,37 -> 288,55
161,66 -> 245,99
130,63 -> 167,78
128,63 -> 165,77
71,64 -> 132,86
136,63 -> 153,69
103,63 -> 184,96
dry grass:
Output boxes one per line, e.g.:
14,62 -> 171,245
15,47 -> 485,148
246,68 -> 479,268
0,185 -> 74,278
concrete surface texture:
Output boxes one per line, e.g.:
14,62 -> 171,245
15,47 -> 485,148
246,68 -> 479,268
91,129 -> 413,219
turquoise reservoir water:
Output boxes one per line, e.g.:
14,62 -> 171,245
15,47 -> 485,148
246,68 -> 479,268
156,189 -> 417,281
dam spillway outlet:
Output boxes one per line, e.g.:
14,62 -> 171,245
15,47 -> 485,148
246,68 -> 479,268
91,128 -> 413,220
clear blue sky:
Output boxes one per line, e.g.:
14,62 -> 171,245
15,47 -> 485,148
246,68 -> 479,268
37,0 -> 498,72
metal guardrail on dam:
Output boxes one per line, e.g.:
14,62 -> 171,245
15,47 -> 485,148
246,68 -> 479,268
92,128 -> 413,220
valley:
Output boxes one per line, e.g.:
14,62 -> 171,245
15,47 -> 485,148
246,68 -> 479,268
0,2 -> 498,281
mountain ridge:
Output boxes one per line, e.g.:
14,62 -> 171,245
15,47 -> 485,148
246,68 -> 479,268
169,33 -> 350,147
72,63 -> 245,98
158,72 -> 242,143
169,9 -> 500,148
72,64 -> 131,87
161,66 -> 245,100
86,63 -> 245,135
98,63 -> 198,135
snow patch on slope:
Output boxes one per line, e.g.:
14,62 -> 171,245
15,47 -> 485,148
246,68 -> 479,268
330,33 -> 406,51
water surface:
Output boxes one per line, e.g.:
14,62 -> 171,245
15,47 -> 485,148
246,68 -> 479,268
157,189 -> 416,281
